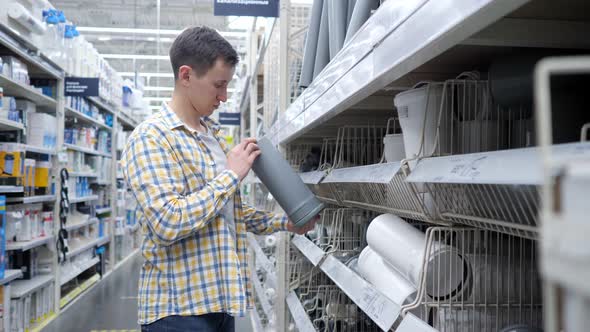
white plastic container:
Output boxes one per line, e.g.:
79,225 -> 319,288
18,207 -> 32,242
383,118 -> 406,162
6,207 -> 23,242
366,214 -> 467,300
394,83 -> 445,159
357,246 -> 416,305
7,3 -> 46,35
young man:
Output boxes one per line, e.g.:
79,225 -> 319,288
121,26 -> 315,331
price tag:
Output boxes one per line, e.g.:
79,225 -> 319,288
359,285 -> 387,321
58,150 -> 68,163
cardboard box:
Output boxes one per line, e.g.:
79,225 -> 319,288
0,144 -> 24,186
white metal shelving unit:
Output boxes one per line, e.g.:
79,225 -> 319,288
63,218 -> 99,232
59,257 -> 101,287
6,236 -> 54,252
0,270 -> 23,285
6,194 -> 56,204
68,195 -> 99,204
63,143 -> 112,158
10,275 -> 55,299
64,106 -> 113,131
245,0 -> 590,331
0,14 -> 140,328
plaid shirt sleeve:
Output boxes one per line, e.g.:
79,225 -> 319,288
241,203 -> 289,235
123,132 -> 240,246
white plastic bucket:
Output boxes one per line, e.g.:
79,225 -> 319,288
394,83 -> 445,159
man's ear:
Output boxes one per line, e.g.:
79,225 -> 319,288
178,65 -> 192,87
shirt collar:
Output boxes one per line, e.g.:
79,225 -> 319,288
161,102 -> 221,134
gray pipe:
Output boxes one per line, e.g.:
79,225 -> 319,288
344,0 -> 379,43
328,0 -> 347,59
299,0 -> 324,88
312,0 -> 330,80
252,138 -> 325,228
346,0 -> 357,31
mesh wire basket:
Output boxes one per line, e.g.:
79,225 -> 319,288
401,227 -> 543,331
403,73 -> 541,236
289,250 -> 383,332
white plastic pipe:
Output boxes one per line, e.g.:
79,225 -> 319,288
8,3 -> 46,35
358,246 -> 416,305
264,235 -> 277,248
366,214 -> 467,300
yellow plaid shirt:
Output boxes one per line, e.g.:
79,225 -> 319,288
121,103 -> 288,325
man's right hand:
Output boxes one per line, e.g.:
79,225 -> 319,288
227,138 -> 261,180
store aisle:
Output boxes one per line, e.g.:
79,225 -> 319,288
43,253 -> 142,332
42,252 -> 254,332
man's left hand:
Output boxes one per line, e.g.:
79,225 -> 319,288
286,215 -> 320,235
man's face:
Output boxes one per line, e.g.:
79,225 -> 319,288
186,59 -> 234,117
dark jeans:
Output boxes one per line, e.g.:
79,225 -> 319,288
141,313 -> 235,332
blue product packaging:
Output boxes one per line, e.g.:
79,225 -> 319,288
0,195 -> 6,279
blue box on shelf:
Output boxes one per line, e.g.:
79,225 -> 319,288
0,195 -> 6,279
98,218 -> 105,238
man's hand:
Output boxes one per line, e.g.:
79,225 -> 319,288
286,215 -> 320,235
227,138 -> 261,180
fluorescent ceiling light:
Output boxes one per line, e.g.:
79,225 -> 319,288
119,72 -> 174,78
97,36 -> 111,41
144,97 -> 171,101
77,27 -> 247,39
102,54 -> 169,60
144,87 -> 174,91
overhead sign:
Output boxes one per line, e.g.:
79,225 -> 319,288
219,112 -> 241,126
64,77 -> 99,97
214,0 -> 280,18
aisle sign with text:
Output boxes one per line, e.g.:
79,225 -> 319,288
64,77 -> 99,97
219,112 -> 241,126
214,0 -> 280,17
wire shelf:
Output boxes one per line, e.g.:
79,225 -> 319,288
427,183 -> 540,239
401,227 -> 543,331
322,161 -> 437,223
409,73 -> 534,160
309,208 -> 369,260
288,249 -> 383,332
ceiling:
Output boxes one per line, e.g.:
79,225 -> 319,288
51,0 -> 248,110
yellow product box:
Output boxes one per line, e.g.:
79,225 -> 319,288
0,143 -> 24,186
34,161 -> 51,195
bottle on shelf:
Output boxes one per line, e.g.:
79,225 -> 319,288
56,10 -> 67,68
64,25 -> 75,74
41,10 -> 59,64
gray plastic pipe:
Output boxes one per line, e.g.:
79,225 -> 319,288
252,138 -> 325,228
346,0 -> 357,31
299,0 -> 324,88
312,0 -> 330,80
344,0 -> 379,44
328,0 -> 347,60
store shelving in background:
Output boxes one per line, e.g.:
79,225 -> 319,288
0,2 -> 144,329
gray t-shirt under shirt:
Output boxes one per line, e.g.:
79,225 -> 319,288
199,127 -> 237,243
